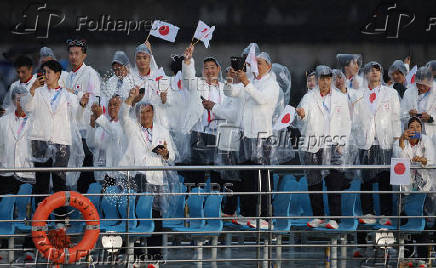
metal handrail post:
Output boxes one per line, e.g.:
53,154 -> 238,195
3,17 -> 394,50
267,169 -> 273,268
126,170 -> 131,267
257,168 -> 262,268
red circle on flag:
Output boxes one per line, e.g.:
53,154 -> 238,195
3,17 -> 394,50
281,113 -> 291,124
394,163 -> 406,175
177,80 -> 182,89
159,26 -> 169,36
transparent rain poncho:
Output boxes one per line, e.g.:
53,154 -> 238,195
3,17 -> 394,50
271,63 -> 291,118
178,56 -> 226,165
336,54 -> 362,71
86,96 -> 128,181
117,101 -> 179,215
2,84 -> 27,114
23,86 -> 85,187
332,68 -> 346,84
298,142 -> 358,186
213,96 -> 243,181
270,64 -> 295,164
163,71 -> 192,163
361,61 -> 385,89
336,54 -> 363,89
101,51 -> 135,100
241,43 -> 260,57
415,66 -> 433,88
0,86 -> 35,182
388,60 -> 408,78
426,60 -> 436,77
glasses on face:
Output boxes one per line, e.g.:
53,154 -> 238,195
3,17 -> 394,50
66,39 -> 87,48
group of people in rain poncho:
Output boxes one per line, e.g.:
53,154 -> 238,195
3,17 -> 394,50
1,38 -> 436,262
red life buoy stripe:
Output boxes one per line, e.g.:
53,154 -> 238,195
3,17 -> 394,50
32,191 -> 100,264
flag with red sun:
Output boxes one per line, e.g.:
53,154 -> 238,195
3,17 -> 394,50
150,20 -> 180,43
390,158 -> 411,185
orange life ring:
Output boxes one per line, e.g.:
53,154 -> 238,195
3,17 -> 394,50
32,191 -> 100,264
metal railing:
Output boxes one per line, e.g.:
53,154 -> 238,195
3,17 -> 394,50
0,164 -> 435,268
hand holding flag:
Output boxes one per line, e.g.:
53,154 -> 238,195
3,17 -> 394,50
273,105 -> 296,130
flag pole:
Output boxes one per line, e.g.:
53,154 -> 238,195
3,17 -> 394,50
145,31 -> 152,43
191,38 -> 201,46
145,21 -> 156,43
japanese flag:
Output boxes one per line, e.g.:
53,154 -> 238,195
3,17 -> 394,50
273,105 -> 296,130
153,67 -> 169,92
390,158 -> 411,185
245,43 -> 259,77
193,20 -> 215,48
150,20 -> 179,43
153,67 -> 166,82
172,71 -> 183,90
406,65 -> 417,85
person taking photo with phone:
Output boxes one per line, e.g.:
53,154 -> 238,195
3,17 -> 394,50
401,66 -> 436,146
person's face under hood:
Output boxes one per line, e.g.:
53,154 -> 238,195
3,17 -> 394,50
306,75 -> 316,90
256,58 -> 271,79
139,104 -> 154,128
416,83 -> 431,95
135,52 -> 150,73
335,75 -> 345,91
203,60 -> 220,84
391,70 -> 405,84
108,97 -> 121,121
112,62 -> 128,78
318,76 -> 332,94
366,67 -> 381,85
345,59 -> 359,77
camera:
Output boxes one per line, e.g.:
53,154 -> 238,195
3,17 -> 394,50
139,88 -> 145,95
230,56 -> 246,72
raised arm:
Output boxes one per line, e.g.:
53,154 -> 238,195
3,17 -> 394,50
181,44 -> 199,92
120,87 -> 141,136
